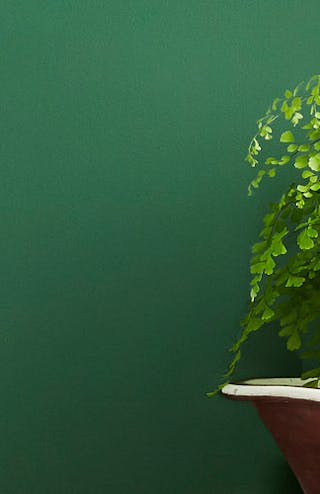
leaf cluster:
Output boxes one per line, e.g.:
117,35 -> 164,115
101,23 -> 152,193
208,75 -> 320,397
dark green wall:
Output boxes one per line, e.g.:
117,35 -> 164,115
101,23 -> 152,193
1,1 -> 318,492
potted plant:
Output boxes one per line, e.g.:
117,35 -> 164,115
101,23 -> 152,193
208,75 -> 320,494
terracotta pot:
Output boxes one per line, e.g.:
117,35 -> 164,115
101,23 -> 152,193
222,378 -> 320,494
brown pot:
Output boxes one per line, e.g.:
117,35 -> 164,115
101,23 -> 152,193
222,378 -> 320,494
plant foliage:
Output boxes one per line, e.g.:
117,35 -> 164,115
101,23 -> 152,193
208,75 -> 320,397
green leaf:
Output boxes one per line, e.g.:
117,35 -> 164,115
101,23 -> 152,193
246,318 -> 263,333
250,261 -> 265,274
287,331 -> 301,351
253,138 -> 261,152
263,211 -> 276,227
302,170 -> 314,179
272,97 -> 280,110
224,350 -> 241,377
264,255 -> 275,275
308,153 -> 320,171
296,199 -> 305,208
313,259 -> 320,270
206,381 -> 230,398
294,155 -> 308,169
247,154 -> 258,167
297,229 -> 315,250
307,227 -> 318,238
309,130 -> 320,141
278,155 -> 290,165
298,144 -> 310,152
249,170 -> 266,190
280,130 -> 294,143
297,184 -> 309,193
268,168 -> 276,178
250,275 -> 263,286
285,275 -> 305,287
272,238 -> 287,256
284,89 -> 292,98
265,157 -> 279,164
292,96 -> 302,111
310,182 -> 320,191
292,112 -> 303,126
285,108 -> 295,120
261,306 -> 275,321
252,241 -> 267,254
302,379 -> 319,388
301,368 -> 320,380
250,285 -> 259,302
279,325 -> 294,337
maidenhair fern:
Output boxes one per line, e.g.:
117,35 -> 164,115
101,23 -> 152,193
208,74 -> 320,397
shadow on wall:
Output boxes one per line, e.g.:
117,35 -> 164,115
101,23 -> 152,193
231,320 -> 301,383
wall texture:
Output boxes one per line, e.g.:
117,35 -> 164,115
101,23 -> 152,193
0,1 -> 318,492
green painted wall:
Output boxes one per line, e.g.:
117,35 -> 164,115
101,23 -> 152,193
0,1 -> 318,492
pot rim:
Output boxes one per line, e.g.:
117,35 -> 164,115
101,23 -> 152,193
222,377 -> 320,402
